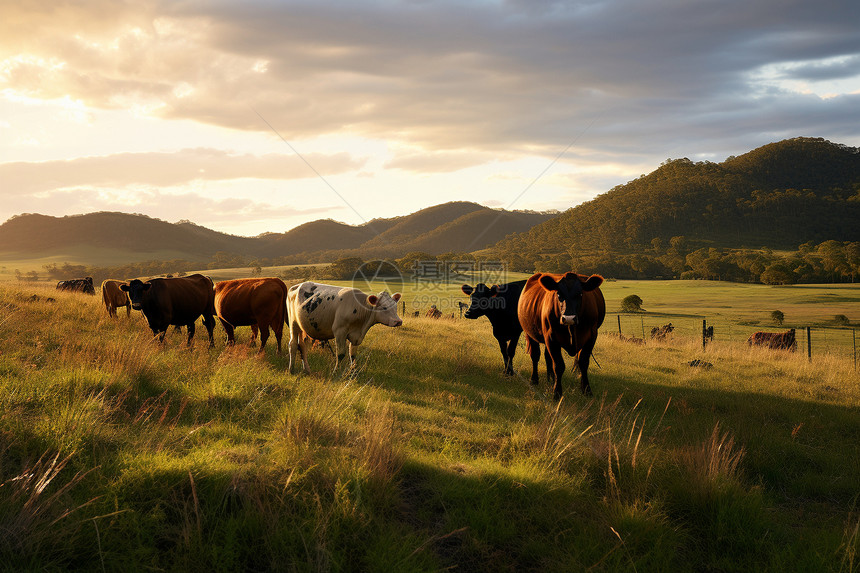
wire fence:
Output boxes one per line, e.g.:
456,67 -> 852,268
611,312 -> 858,368
402,300 -> 858,369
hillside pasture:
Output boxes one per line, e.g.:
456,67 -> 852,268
0,280 -> 858,571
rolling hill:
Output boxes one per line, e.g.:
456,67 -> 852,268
493,137 -> 860,266
0,202 -> 554,266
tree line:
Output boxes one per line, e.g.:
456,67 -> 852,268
29,239 -> 860,286
531,238 -> 860,284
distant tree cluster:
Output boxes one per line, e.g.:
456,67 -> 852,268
43,260 -> 195,285
526,239 -> 860,285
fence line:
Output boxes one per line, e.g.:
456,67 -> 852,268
611,312 -> 857,368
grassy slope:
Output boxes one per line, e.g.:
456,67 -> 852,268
0,247 -> 197,276
0,280 -> 858,571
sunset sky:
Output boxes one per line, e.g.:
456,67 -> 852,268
2,0 -> 859,237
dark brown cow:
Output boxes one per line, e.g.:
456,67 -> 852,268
518,272 -> 605,399
650,323 -> 674,341
101,279 -> 130,318
426,306 -> 442,319
747,328 -> 797,351
121,274 -> 216,347
57,277 -> 95,295
214,277 -> 288,353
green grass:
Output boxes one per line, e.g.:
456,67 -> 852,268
0,280 -> 858,571
0,246 -> 197,276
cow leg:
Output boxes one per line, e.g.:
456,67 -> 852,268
578,337 -> 597,396
203,314 -> 216,349
288,323 -> 310,374
543,347 -> 553,384
125,304 -> 131,318
348,341 -> 358,369
332,334 -> 349,374
526,335 -> 541,385
257,324 -> 270,354
249,325 -> 259,347
219,318 -> 236,346
504,332 -> 521,376
185,321 -> 196,346
548,344 -> 566,400
496,338 -> 509,375
273,322 -> 284,355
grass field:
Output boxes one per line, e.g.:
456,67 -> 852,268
0,247 -> 198,276
1,277 -> 858,571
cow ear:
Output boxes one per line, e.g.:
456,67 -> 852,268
461,284 -> 473,296
120,284 -> 129,291
489,285 -> 500,297
583,274 -> 604,291
367,295 -> 379,306
392,292 -> 402,302
538,274 -> 559,291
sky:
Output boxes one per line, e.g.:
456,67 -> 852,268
1,0 -> 859,238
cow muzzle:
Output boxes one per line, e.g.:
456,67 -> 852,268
131,302 -> 142,310
560,315 -> 578,326
391,319 -> 403,327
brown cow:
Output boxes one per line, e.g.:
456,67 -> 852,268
426,306 -> 443,319
101,279 -> 130,318
518,272 -> 605,399
747,328 -> 797,351
121,274 -> 216,347
214,277 -> 288,353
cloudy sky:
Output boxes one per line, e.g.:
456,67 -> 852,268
2,0 -> 859,237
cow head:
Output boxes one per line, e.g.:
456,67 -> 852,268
460,283 -> 504,319
538,273 -> 603,326
120,279 -> 152,310
366,291 -> 403,327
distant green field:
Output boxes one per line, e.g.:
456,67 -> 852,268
0,247 -> 199,275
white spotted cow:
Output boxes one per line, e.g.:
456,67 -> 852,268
288,281 -> 403,374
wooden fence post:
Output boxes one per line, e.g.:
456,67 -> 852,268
854,329 -> 857,371
617,314 -> 622,335
806,326 -> 812,362
702,319 -> 707,350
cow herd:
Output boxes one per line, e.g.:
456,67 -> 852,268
54,271 -> 800,400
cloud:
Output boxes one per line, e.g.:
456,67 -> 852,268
383,149 -> 499,173
0,148 -> 366,196
3,0 -> 858,161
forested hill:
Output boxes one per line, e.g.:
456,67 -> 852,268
0,202 -> 553,264
0,212 -> 258,257
493,137 -> 860,269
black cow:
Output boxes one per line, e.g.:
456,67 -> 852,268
56,277 -> 95,295
121,274 -> 216,347
461,280 -> 527,376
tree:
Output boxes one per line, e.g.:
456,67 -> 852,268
327,257 -> 364,280
771,310 -> 784,325
621,294 -> 644,313
760,263 -> 796,285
